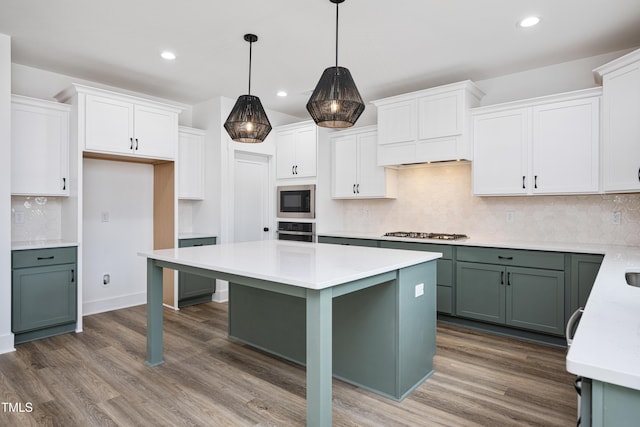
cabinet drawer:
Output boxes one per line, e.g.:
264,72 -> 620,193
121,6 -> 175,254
12,247 -> 77,269
457,246 -> 564,270
318,236 -> 379,247
179,237 -> 216,248
379,241 -> 453,259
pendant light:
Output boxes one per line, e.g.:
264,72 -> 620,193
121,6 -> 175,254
224,34 -> 272,143
306,0 -> 365,128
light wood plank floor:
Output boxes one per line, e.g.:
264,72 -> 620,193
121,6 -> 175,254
0,302 -> 576,426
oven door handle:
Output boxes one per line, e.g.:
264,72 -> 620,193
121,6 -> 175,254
566,307 -> 584,346
277,230 -> 314,236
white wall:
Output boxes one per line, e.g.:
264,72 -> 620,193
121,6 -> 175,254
0,33 -> 13,354
82,159 -> 153,314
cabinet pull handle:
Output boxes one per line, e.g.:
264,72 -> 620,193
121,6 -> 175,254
192,243 -> 204,246
295,165 -> 298,174
638,168 -> 640,183
63,177 -> 66,190
71,269 -> 75,283
501,271 -> 504,285
356,183 -> 360,194
292,165 -> 295,175
498,256 -> 513,260
353,184 -> 356,194
522,176 -> 526,189
534,175 -> 538,189
507,272 -> 511,286
130,137 -> 134,150
37,256 -> 54,260
135,138 -> 139,150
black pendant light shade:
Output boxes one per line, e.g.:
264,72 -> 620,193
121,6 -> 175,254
224,34 -> 272,143
306,0 -> 364,128
306,66 -> 365,128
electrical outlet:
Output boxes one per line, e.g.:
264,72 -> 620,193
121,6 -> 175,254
612,211 -> 621,225
415,283 -> 424,298
506,211 -> 515,223
14,211 -> 25,224
103,274 -> 110,286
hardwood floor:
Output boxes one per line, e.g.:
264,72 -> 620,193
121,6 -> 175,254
0,302 -> 576,426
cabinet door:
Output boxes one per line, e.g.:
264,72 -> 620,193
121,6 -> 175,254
570,254 -> 603,313
418,91 -> 463,140
133,104 -> 176,159
356,131 -> 388,197
506,266 -> 565,335
456,262 -> 505,324
601,61 -> 640,192
85,95 -> 134,154
11,99 -> 69,196
472,109 -> 529,195
276,129 -> 297,178
292,125 -> 317,178
377,99 -> 417,145
178,129 -> 204,199
331,134 -> 358,198
532,97 -> 600,194
12,264 -> 76,333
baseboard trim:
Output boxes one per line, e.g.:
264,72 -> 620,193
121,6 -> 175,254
0,332 -> 16,354
83,292 -> 146,316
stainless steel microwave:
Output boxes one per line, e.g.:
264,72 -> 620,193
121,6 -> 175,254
277,185 -> 315,218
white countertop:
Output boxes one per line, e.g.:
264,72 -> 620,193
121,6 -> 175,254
11,239 -> 78,251
320,230 -> 640,391
139,239 -> 441,290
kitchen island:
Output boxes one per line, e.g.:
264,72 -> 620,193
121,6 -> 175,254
139,240 -> 441,426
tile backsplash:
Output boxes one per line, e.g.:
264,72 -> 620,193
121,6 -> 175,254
340,163 -> 640,246
11,196 -> 62,242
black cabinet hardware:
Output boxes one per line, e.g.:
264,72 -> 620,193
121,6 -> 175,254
498,256 -> 513,260
501,271 -> 504,285
534,175 -> 538,189
638,167 -> 640,182
63,177 -> 66,190
192,244 -> 204,246
507,272 -> 512,286
130,137 -> 133,149
522,176 -> 526,189
356,184 -> 360,194
37,256 -> 54,260
353,184 -> 356,194
71,269 -> 75,283
135,138 -> 139,150
263,227 -> 269,232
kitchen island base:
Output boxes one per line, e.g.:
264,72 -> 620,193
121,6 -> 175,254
228,260 -> 437,401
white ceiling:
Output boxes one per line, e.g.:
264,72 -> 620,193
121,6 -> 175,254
2,0 -> 640,119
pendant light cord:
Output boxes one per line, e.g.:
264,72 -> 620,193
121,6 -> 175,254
335,1 -> 339,69
248,39 -> 253,95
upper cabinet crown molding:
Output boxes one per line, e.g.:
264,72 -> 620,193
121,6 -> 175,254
11,94 -> 71,196
593,48 -> 640,84
372,80 -> 485,166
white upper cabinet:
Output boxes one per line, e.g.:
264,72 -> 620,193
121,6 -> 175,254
275,121 -> 317,179
11,95 -> 70,196
472,89 -> 601,196
60,84 -> 182,161
178,126 -> 205,200
594,48 -> 640,193
331,126 -> 397,199
373,81 -> 484,166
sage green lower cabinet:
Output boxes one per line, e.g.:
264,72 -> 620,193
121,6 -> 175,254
317,236 -> 379,247
178,237 -> 216,307
456,247 -> 565,335
570,254 -> 603,313
12,246 -> 77,344
582,380 -> 640,427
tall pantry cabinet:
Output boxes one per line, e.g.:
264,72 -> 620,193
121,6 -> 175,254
56,84 -> 184,325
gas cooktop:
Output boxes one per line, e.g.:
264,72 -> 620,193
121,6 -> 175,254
383,232 -> 469,241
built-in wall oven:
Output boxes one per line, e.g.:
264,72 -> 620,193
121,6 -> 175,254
277,185 -> 315,219
277,221 -> 316,242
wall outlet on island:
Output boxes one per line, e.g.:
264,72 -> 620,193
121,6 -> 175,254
415,283 -> 424,298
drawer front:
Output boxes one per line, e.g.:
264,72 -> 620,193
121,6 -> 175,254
178,237 -> 216,248
318,236 -> 379,247
379,240 -> 453,259
12,246 -> 77,269
457,246 -> 564,270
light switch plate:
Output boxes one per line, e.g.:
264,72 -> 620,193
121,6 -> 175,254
415,283 -> 424,298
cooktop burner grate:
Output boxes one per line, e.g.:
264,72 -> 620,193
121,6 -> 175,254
384,232 -> 469,240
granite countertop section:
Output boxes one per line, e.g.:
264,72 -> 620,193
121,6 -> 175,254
140,240 -> 441,290
178,233 -> 218,240
11,239 -> 79,251
319,230 -> 640,391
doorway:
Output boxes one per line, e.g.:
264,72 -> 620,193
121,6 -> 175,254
233,151 -> 272,242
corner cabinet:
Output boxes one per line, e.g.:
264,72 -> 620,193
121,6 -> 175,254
455,246 -> 565,335
275,121 -> 317,179
330,126 -> 397,199
372,80 -> 484,165
58,84 -> 182,161
11,95 -> 70,196
178,126 -> 205,200
472,88 -> 601,196
594,48 -> 640,193
12,246 -> 77,344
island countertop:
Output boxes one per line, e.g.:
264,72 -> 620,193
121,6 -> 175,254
139,239 -> 442,290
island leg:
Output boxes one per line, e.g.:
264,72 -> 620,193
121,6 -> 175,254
306,288 -> 332,427
146,258 -> 164,366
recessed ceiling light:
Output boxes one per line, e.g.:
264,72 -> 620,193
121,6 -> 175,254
518,16 -> 541,28
161,51 -> 176,60
277,91 -> 288,97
